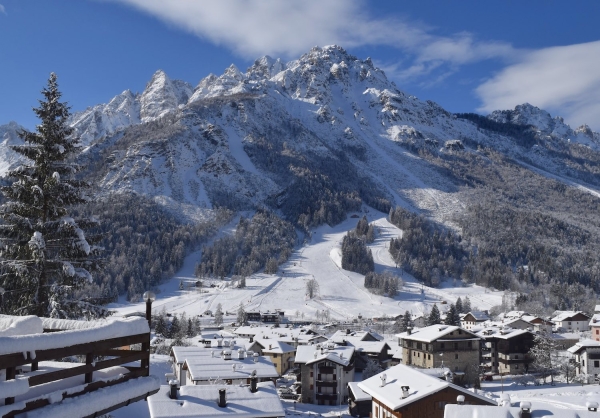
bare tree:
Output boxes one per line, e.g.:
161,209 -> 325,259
306,278 -> 319,299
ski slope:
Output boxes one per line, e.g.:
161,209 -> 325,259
110,209 -> 503,321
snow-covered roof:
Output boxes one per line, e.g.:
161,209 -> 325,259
595,304 -> 600,313
589,314 -> 600,326
504,311 -> 528,319
567,339 -> 600,354
148,382 -> 285,418
254,339 -> 296,354
0,316 -> 149,356
294,344 -> 354,366
357,365 -> 495,411
463,311 -> 490,321
444,403 -> 594,418
348,381 -> 371,402
396,325 -> 479,343
476,327 -> 531,340
184,353 -> 279,382
551,310 -> 590,323
329,330 -> 382,344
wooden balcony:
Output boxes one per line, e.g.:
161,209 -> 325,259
0,315 -> 159,418
316,380 -> 337,387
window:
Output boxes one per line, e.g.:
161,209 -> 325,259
428,354 -> 431,360
440,343 -> 445,349
454,343 -> 458,350
515,365 -> 519,369
310,371 -> 313,377
595,361 -> 599,368
597,330 -> 599,335
583,360 -> 585,367
455,354 -> 458,359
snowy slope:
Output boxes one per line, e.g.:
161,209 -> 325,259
110,208 -> 503,321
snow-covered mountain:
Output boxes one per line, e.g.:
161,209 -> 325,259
3,46 -> 600,228
0,121 -> 26,174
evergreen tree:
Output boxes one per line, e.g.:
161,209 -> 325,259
455,297 -> 464,314
428,304 -> 441,325
186,318 -> 195,337
444,304 -> 459,326
399,310 -> 412,332
214,303 -> 224,326
168,316 -> 180,339
155,313 -> 167,338
463,296 -> 472,313
0,73 -> 104,318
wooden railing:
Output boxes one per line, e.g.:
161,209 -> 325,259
1,330 -> 153,418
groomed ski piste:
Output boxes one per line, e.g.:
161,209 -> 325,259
109,208 -> 503,323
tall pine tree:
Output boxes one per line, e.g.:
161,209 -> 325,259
428,304 -> 441,325
0,73 -> 105,318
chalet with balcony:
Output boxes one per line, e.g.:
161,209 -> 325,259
396,325 -> 480,384
476,326 -> 534,375
358,364 -> 496,418
294,343 -> 355,405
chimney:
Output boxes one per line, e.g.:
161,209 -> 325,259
217,338 -> 223,347
238,348 -> 245,359
218,389 -> 227,407
401,386 -> 409,398
346,329 -> 351,335
253,352 -> 259,363
444,371 -> 453,382
204,340 -> 212,348
407,327 -> 412,335
520,401 -> 532,418
169,379 -> 179,399
380,373 -> 387,387
588,401 -> 599,412
250,336 -> 253,343
250,376 -> 258,393
456,395 -> 465,405
269,344 -> 272,350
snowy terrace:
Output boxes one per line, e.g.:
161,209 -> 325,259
0,314 -> 159,418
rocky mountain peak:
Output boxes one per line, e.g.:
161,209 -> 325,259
140,70 -> 192,122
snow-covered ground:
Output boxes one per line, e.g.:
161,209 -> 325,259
109,209 -> 503,322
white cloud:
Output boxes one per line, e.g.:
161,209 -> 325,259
109,0 -> 514,73
476,41 -> 600,130
0,4 -> 6,15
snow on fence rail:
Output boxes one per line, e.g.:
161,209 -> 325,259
0,315 -> 157,418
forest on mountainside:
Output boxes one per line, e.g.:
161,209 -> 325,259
73,194 -> 233,302
195,210 -> 296,279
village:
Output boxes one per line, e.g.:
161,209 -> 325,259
3,301 -> 600,418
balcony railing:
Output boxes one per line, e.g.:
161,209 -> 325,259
315,393 -> 338,401
316,380 -> 337,387
0,316 -> 159,418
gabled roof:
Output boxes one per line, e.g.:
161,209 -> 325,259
551,311 -> 591,322
396,324 -> 479,343
357,365 -> 495,411
567,339 -> 600,354
254,339 -> 296,354
476,327 -> 532,340
330,330 -> 382,344
348,381 -> 371,402
589,313 -> 600,326
294,344 -> 354,366
462,311 -> 490,321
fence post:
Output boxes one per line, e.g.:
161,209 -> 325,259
6,366 -> 15,404
85,353 -> 94,384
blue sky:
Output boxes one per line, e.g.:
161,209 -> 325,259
1,0 -> 599,130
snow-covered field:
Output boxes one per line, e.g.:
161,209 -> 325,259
109,209 -> 503,322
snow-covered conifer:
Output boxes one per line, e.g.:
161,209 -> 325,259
214,303 -> 224,326
0,74 -> 104,318
428,304 -> 441,325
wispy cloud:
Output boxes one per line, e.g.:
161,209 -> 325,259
108,0 -> 514,75
476,41 -> 600,130
0,4 -> 6,15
